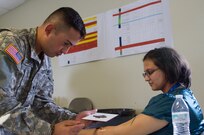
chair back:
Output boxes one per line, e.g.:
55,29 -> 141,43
69,97 -> 94,113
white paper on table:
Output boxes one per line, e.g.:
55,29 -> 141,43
82,112 -> 118,122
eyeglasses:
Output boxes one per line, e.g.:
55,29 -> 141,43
142,68 -> 159,78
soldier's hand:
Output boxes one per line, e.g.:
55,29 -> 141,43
76,109 -> 97,127
52,120 -> 85,135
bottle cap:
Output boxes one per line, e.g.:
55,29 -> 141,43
175,95 -> 183,98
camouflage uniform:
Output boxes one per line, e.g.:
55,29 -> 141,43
0,28 -> 76,135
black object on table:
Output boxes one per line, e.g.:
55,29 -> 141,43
88,108 -> 136,128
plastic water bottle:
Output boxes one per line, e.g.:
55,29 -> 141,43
171,95 -> 190,135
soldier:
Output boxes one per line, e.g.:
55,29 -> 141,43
0,7 -> 96,135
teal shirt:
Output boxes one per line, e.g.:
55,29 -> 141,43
142,85 -> 204,135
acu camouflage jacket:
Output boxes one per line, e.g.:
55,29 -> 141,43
0,28 -> 76,135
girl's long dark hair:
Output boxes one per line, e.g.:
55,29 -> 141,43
143,47 -> 191,88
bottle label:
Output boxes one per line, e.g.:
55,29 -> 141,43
172,112 -> 190,123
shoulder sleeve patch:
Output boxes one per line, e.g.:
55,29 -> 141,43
4,43 -> 24,64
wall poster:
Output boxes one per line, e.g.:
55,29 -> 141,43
58,0 -> 173,66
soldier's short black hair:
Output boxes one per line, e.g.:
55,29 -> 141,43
44,7 -> 86,39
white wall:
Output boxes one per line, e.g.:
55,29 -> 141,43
0,0 -> 203,113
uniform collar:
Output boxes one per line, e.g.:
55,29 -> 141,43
29,27 -> 44,64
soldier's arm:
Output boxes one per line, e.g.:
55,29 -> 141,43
0,50 -> 21,116
32,56 -> 76,125
0,50 -> 32,134
0,48 -> 53,135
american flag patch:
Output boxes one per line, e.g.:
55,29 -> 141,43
5,43 -> 23,64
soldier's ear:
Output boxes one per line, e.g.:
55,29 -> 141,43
45,24 -> 55,36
